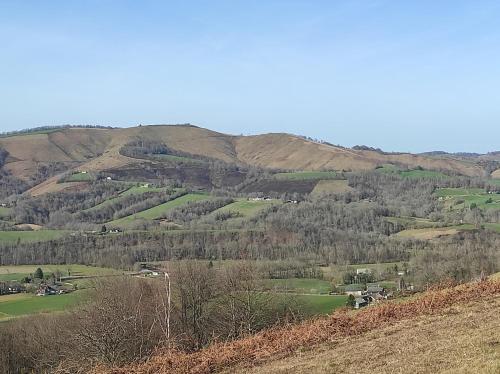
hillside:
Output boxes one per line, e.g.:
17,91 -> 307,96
0,125 -> 488,195
96,279 -> 500,374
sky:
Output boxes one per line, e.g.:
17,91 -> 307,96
1,0 -> 499,153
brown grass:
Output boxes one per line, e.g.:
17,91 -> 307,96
93,279 -> 500,374
1,125 -> 485,190
237,296 -> 500,374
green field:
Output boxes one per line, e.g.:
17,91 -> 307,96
296,294 -> 348,315
263,278 -> 332,294
208,199 -> 279,223
0,207 -> 11,218
110,193 -> 211,225
0,264 -> 122,282
399,169 -> 449,179
65,172 -> 93,182
274,171 -> 337,180
436,188 -> 500,210
0,230 -> 69,244
376,165 -> 448,179
85,186 -> 176,212
0,291 -> 86,320
484,223 -> 500,233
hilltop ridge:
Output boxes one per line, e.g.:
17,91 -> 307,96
0,124 -> 491,196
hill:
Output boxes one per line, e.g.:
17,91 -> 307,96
0,125 -> 488,195
96,279 -> 500,374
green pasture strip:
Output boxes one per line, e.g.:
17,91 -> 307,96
109,193 -> 211,225
0,230 -> 69,244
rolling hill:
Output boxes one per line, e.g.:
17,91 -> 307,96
0,124 -> 489,195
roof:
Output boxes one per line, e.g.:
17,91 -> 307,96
367,285 -> 384,293
344,284 -> 364,292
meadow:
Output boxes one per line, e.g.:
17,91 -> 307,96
0,230 -> 69,244
110,193 -> 211,225
0,291 -> 86,320
311,179 -> 352,195
436,187 -> 500,210
0,264 -> 122,282
84,185 -> 176,212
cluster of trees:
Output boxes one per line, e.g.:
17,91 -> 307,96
0,263 -> 301,373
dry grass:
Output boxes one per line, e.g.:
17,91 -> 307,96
94,279 -> 500,374
394,227 -> 460,240
2,125 -> 484,190
238,296 -> 500,374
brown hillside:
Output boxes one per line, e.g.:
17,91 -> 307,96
95,279 -> 500,374
0,125 -> 485,194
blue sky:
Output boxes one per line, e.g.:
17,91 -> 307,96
1,1 -> 499,152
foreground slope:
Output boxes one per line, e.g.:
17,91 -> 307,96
238,296 -> 500,374
97,279 -> 500,374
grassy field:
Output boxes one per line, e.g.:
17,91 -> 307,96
0,230 -> 69,244
0,264 -> 122,282
297,294 -> 348,315
274,171 -> 337,180
399,169 -> 449,179
85,185 -> 176,212
110,193 -> 211,225
436,187 -> 500,210
263,278 -> 332,294
0,291 -> 86,320
208,199 -> 280,223
0,206 -> 11,218
376,165 -> 449,179
311,179 -> 352,195
484,223 -> 500,233
148,154 -> 205,165
65,172 -> 93,182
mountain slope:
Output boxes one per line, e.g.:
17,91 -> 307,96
0,124 -> 487,194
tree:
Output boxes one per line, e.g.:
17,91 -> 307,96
34,268 -> 44,280
346,294 -> 356,308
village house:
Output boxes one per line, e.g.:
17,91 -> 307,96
344,284 -> 365,296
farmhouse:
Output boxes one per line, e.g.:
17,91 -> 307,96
344,284 -> 364,296
356,268 -> 371,275
354,296 -> 369,309
36,284 -> 58,296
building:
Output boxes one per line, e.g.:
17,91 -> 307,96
356,268 -> 371,275
354,296 -> 370,309
344,284 -> 365,296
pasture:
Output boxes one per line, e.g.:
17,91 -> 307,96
263,278 -> 332,295
0,264 -> 122,282
296,294 -> 348,315
0,230 -> 69,244
110,193 -> 211,225
85,185 -> 176,212
436,188 -> 500,210
0,291 -> 86,320
208,199 -> 280,223
65,172 -> 93,182
274,171 -> 337,180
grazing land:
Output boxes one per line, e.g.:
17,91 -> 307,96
394,225 -> 476,240
436,187 -> 500,210
0,264 -> 122,282
64,171 -> 93,182
0,230 -> 69,243
0,291 -> 85,320
263,278 -> 332,295
109,193 -> 211,225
